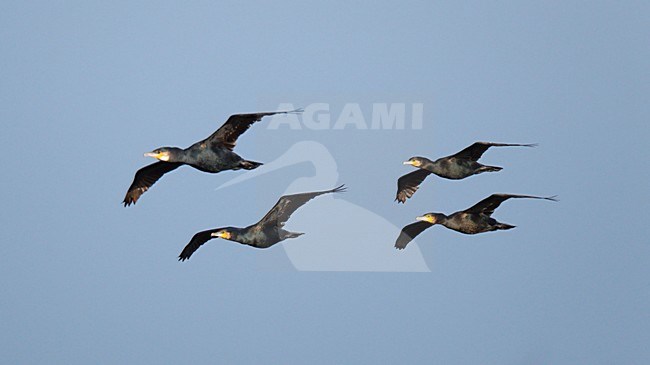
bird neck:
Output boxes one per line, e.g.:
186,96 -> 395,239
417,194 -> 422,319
426,159 -> 446,175
432,213 -> 448,226
168,148 -> 191,163
225,227 -> 247,243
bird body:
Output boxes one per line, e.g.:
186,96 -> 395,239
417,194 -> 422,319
395,194 -> 556,249
164,141 -> 260,173
219,224 -> 305,249
178,185 -> 345,261
123,110 -> 300,206
417,156 -> 502,180
423,211 -> 514,235
203,225 -> 289,249
396,142 -> 535,203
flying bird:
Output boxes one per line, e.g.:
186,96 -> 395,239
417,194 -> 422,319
395,193 -> 557,250
122,109 -> 302,206
396,142 -> 537,203
178,185 -> 346,261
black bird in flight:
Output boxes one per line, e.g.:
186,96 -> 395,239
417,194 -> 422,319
395,193 -> 557,250
396,142 -> 536,203
123,109 -> 302,206
178,185 -> 346,261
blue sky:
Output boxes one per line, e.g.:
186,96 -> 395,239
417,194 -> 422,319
1,1 -> 649,363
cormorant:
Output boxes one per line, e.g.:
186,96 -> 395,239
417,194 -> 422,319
178,185 -> 346,261
396,142 -> 536,203
122,109 -> 302,206
395,193 -> 557,250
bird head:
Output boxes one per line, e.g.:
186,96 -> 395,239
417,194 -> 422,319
211,230 -> 232,240
144,147 -> 179,162
416,213 -> 440,225
403,157 -> 425,167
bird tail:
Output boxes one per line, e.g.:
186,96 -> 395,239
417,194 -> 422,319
496,223 -> 516,231
478,165 -> 503,174
282,231 -> 304,239
239,160 -> 263,170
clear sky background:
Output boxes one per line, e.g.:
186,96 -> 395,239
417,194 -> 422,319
1,1 -> 649,363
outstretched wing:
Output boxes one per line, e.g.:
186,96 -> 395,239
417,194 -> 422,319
123,162 -> 182,206
395,221 -> 433,250
206,109 -> 302,150
465,193 -> 558,216
178,228 -> 225,261
257,185 -> 346,229
395,169 -> 431,203
451,142 -> 537,161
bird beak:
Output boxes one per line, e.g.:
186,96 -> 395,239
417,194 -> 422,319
403,161 -> 413,165
416,215 -> 435,224
144,151 -> 169,161
211,232 -> 231,239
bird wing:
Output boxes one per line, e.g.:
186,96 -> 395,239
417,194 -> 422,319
123,162 -> 182,206
395,169 -> 431,203
395,221 -> 433,250
465,193 -> 558,216
257,185 -> 346,229
206,109 -> 302,150
178,228 -> 224,261
451,142 -> 537,161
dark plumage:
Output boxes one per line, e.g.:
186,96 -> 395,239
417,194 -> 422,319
178,185 -> 346,261
123,109 -> 302,206
396,142 -> 537,203
395,193 -> 557,250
